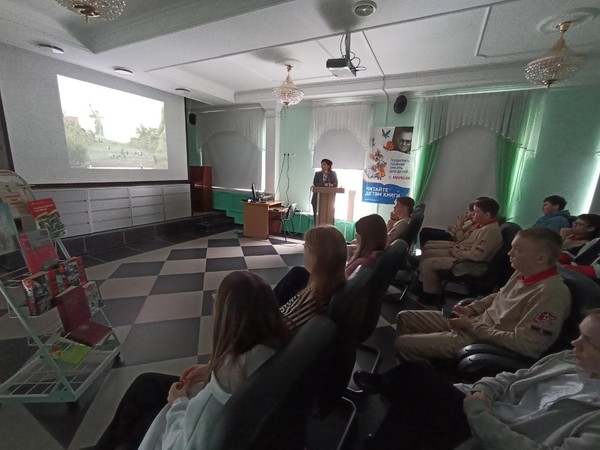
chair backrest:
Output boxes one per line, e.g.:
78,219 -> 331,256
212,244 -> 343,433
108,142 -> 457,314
414,202 -> 426,213
324,268 -> 373,408
208,315 -> 338,450
549,267 -> 600,354
284,203 -> 297,221
403,211 -> 425,247
328,266 -> 373,341
488,221 -> 522,287
358,239 -> 409,342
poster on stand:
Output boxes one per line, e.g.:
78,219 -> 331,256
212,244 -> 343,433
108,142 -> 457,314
362,127 -> 413,204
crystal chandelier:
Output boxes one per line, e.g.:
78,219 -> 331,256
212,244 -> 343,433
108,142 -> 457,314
272,64 -> 304,107
525,21 -> 585,87
54,0 -> 126,21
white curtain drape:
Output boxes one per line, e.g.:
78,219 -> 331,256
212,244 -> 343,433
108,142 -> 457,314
413,91 -> 543,156
309,103 -> 374,168
198,109 -> 265,190
198,109 -> 265,149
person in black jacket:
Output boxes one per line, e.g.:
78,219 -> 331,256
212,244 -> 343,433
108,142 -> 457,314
311,158 -> 338,226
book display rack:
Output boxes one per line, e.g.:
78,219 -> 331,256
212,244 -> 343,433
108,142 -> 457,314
0,170 -> 120,404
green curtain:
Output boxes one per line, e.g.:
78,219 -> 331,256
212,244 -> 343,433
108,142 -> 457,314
496,137 -> 527,220
412,139 -> 441,204
495,93 -> 545,220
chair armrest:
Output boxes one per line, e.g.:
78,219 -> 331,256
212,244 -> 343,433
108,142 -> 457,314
456,343 -> 536,380
457,353 -> 535,380
456,298 -> 478,307
456,343 -> 533,363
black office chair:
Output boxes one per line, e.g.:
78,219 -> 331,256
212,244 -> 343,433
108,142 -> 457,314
440,221 -> 521,298
414,202 -> 426,213
390,211 -> 425,300
207,315 -> 338,450
276,203 -> 297,242
331,240 -> 409,393
455,267 -> 600,382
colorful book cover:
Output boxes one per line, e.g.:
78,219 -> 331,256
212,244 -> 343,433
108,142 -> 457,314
26,198 -> 67,239
82,280 -> 103,315
0,202 -> 19,255
58,256 -> 88,287
50,340 -> 92,365
55,286 -> 91,333
17,229 -> 60,274
54,285 -> 111,346
21,271 -> 54,316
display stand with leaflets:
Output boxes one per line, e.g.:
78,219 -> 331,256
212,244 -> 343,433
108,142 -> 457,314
0,170 -> 120,404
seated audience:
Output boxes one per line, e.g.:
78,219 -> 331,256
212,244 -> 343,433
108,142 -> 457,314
396,227 -> 571,361
345,214 -> 387,278
559,213 -> 600,256
423,202 -> 477,250
355,309 -> 600,450
95,271 -> 290,450
560,241 -> 600,282
419,201 -> 477,247
278,226 -> 347,332
417,197 -> 503,305
386,196 -> 415,247
532,194 -> 572,232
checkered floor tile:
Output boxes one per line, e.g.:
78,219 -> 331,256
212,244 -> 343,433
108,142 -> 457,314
0,229 -> 408,450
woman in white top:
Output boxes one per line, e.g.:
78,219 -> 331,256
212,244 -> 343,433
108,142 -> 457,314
96,271 -> 290,450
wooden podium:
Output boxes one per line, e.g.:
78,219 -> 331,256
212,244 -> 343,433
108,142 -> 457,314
313,186 -> 344,226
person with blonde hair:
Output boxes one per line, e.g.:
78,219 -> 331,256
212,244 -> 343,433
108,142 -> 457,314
96,271 -> 290,450
345,214 -> 387,277
280,226 -> 347,332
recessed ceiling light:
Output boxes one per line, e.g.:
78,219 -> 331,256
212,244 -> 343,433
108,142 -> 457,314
175,88 -> 191,93
353,0 -> 377,17
113,67 -> 133,75
38,43 -> 65,54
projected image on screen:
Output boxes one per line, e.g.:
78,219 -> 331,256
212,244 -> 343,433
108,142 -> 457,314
57,75 -> 167,170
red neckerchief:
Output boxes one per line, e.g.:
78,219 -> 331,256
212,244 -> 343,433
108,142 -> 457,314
475,219 -> 497,229
517,267 -> 558,286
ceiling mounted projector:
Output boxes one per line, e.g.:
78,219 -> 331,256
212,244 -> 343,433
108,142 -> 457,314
326,32 -> 362,78
326,57 -> 357,77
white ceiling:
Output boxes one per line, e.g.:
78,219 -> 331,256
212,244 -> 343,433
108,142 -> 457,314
1,0 -> 599,108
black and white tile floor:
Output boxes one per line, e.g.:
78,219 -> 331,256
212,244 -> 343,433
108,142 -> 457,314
0,228 -> 422,450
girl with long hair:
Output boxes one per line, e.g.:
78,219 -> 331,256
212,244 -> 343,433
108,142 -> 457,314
280,226 -> 347,332
345,214 -> 387,277
96,271 -> 290,450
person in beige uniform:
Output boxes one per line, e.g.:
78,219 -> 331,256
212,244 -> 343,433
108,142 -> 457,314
417,197 -> 502,305
395,227 -> 571,361
424,202 -> 476,249
386,196 -> 415,247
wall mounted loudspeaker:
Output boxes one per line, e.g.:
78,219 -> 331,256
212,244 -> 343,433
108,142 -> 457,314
188,113 -> 197,125
393,95 -> 407,114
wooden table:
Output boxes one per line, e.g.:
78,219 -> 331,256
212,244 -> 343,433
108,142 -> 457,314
242,200 -> 283,239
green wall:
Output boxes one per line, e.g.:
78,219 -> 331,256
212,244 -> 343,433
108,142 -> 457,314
278,106 -> 313,212
513,86 -> 600,226
193,91 -> 600,234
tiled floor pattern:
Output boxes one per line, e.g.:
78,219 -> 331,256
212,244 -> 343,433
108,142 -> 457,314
0,228 -> 430,450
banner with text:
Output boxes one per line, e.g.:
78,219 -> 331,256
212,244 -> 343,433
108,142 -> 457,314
362,127 -> 413,204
